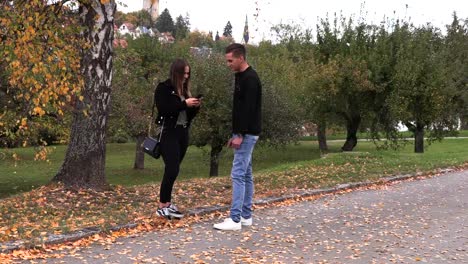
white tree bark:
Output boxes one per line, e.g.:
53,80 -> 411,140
54,0 -> 116,189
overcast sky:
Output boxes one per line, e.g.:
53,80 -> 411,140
119,0 -> 468,43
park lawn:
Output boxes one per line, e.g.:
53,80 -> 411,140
0,141 -> 322,198
0,138 -> 467,245
301,129 -> 468,141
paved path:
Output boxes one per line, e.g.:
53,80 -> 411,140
29,170 -> 468,263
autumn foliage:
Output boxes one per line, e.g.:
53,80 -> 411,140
0,0 -> 84,146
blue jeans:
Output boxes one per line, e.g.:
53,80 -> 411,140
230,134 -> 259,223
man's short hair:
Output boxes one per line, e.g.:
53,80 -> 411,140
225,43 -> 246,59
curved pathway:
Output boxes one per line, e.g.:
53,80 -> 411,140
34,170 -> 468,263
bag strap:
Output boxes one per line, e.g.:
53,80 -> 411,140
158,119 -> 165,141
147,96 -> 156,137
147,94 -> 165,139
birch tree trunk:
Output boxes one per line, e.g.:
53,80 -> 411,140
53,0 -> 116,189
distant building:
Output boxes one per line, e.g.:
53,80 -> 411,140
135,26 -> 157,38
158,32 -> 175,44
114,25 -> 173,44
118,23 -> 136,38
190,46 -> 212,57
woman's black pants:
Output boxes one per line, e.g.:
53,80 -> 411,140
159,125 -> 189,203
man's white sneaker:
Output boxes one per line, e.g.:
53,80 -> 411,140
213,218 -> 241,231
240,217 -> 252,226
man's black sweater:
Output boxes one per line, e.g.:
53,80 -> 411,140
232,66 -> 262,135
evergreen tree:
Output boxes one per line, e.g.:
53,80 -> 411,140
174,14 -> 190,40
215,31 -> 220,41
223,21 -> 232,37
155,8 -> 174,34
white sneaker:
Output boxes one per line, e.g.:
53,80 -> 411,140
240,217 -> 252,226
213,218 -> 241,231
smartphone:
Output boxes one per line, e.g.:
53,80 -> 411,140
196,94 -> 204,99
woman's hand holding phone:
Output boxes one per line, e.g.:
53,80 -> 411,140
186,97 -> 200,107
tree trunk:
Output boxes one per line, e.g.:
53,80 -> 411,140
317,120 -> 328,152
53,1 -> 116,189
461,115 -> 468,130
133,134 -> 146,169
209,143 -> 223,177
406,121 -> 425,153
341,115 -> 361,151
414,124 -> 425,153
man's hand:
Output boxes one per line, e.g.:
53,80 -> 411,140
227,135 -> 243,149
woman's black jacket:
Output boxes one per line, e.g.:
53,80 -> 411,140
154,79 -> 199,128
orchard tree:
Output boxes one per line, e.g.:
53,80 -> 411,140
303,60 -> 340,152
390,25 -> 457,153
250,45 -> 303,148
444,14 -> 468,130
111,36 -> 190,170
270,22 -> 336,152
315,16 -> 378,151
364,21 -> 404,149
189,54 -> 233,177
190,46 -> 302,177
111,46 -> 154,170
329,56 -> 375,151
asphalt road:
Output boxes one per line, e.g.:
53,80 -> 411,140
32,170 -> 468,263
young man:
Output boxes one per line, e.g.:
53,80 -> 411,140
213,43 -> 262,231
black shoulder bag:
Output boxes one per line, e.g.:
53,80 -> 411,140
142,98 -> 164,159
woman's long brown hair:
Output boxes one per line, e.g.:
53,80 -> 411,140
169,59 -> 191,97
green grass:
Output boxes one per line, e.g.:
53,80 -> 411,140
0,142 -> 323,198
1,138 -> 467,199
301,129 -> 468,141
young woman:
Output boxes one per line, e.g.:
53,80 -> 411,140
154,59 -> 201,219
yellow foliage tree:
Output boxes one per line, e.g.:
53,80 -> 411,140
1,0 -> 117,189
1,0 -> 83,146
